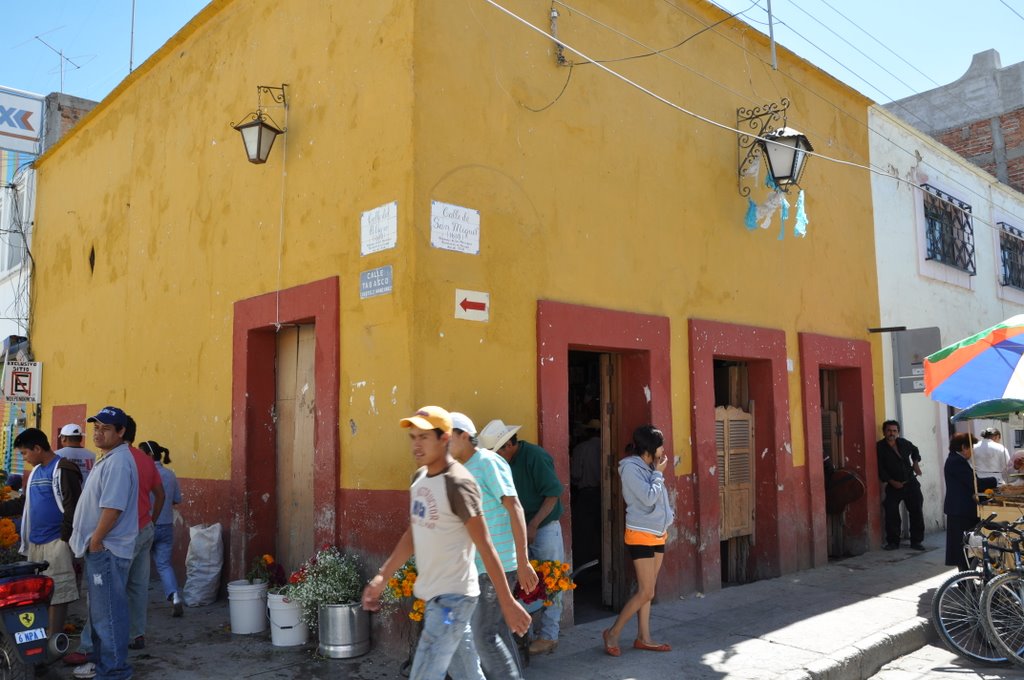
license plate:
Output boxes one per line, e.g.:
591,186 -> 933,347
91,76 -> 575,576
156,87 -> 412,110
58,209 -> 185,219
14,627 -> 45,644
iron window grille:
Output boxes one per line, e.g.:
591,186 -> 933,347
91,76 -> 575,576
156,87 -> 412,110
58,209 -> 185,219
999,222 -> 1024,291
922,184 -> 975,275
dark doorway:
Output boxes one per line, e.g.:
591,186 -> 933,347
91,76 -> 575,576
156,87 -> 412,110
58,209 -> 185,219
567,350 -> 622,622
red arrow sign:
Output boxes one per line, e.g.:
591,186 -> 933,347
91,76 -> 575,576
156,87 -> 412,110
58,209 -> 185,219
460,298 -> 486,312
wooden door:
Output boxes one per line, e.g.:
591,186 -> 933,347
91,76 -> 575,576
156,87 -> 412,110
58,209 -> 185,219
275,324 -> 316,573
715,405 -> 754,540
599,354 -> 626,609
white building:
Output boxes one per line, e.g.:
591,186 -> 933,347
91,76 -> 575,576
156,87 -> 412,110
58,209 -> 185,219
870,104 -> 1024,534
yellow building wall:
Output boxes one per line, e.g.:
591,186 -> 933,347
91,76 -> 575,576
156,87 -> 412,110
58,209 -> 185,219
404,0 -> 882,472
30,0 -> 882,495
31,0 -> 418,485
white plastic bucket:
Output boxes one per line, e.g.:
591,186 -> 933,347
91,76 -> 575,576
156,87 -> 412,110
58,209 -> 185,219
227,579 -> 268,634
268,593 -> 309,646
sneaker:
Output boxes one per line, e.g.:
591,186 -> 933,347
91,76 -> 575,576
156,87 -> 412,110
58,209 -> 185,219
63,651 -> 93,666
883,543 -> 898,551
173,600 -> 184,617
72,663 -> 96,679
128,635 -> 145,650
910,543 -> 927,551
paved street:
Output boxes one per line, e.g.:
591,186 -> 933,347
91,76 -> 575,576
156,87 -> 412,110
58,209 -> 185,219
34,532 -> 964,679
870,643 -> 1024,680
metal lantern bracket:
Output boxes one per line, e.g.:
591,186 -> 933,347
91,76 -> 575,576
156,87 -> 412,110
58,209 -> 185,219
230,84 -> 288,132
737,98 -> 789,197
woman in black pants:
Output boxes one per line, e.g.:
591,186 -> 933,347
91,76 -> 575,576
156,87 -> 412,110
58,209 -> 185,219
944,432 -> 998,571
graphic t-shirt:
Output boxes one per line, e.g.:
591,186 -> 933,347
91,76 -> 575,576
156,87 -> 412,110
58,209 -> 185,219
409,460 -> 483,601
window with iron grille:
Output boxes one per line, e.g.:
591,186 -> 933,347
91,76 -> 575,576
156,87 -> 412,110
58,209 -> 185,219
922,184 -> 975,275
1000,222 -> 1024,291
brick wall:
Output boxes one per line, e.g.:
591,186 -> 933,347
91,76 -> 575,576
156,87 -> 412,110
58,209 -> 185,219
932,107 -> 1024,194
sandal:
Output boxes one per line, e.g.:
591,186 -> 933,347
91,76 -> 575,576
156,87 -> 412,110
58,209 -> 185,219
633,639 -> 671,652
602,629 -> 621,657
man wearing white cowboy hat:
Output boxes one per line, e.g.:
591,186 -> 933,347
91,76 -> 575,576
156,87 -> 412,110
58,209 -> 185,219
478,419 -> 565,656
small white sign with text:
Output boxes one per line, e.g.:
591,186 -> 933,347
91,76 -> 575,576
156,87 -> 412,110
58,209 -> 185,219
431,200 -> 480,254
360,201 -> 398,256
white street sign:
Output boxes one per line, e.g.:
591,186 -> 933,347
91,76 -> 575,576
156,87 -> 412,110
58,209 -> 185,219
455,289 -> 489,322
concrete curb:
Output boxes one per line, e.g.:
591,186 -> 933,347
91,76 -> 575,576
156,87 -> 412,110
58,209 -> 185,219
780,616 -> 931,680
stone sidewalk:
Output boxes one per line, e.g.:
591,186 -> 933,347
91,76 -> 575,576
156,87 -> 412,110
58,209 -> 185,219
43,532 -> 954,679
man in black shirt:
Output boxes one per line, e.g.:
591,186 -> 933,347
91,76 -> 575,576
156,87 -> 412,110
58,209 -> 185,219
876,420 -> 925,551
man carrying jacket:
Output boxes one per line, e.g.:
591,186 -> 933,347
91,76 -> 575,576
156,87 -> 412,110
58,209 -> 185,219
0,428 -> 83,637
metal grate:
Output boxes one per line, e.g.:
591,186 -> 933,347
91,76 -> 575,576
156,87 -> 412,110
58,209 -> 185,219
922,184 -> 975,275
999,222 -> 1024,291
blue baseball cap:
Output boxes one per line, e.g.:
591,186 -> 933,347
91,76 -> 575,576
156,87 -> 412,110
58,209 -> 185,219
87,406 -> 127,427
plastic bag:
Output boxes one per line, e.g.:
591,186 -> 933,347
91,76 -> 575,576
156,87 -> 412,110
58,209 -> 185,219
183,522 -> 223,607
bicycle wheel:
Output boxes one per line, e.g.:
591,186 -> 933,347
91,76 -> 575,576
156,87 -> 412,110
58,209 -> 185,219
981,570 -> 1024,667
931,570 -> 1007,664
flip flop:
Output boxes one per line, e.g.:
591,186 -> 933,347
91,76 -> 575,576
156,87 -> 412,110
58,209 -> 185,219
634,639 -> 672,652
602,629 -> 621,657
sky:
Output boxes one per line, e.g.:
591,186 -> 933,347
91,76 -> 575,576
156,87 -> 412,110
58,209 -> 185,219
3,1 -> 209,102
3,1 -> 1024,106
708,0 -> 1024,104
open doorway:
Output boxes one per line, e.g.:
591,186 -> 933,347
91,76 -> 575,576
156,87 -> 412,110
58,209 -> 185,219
568,350 -> 624,622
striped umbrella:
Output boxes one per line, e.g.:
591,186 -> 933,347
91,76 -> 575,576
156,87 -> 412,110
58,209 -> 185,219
924,315 -> 1024,408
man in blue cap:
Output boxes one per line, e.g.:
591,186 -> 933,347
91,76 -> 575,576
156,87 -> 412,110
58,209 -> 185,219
69,406 -> 139,680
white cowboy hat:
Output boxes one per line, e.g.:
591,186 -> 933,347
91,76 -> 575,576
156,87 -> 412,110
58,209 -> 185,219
478,419 -> 522,451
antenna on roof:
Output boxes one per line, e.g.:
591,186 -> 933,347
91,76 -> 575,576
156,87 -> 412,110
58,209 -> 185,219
129,0 -> 137,73
33,36 -> 81,93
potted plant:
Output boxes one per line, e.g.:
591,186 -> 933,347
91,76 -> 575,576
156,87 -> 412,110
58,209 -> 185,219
227,553 -> 281,634
289,545 -> 368,658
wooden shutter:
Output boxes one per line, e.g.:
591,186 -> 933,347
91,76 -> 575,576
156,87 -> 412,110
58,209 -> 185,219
715,405 -> 755,540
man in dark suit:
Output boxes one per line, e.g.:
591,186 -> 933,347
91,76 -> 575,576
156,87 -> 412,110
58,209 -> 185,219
944,432 -> 998,571
877,420 -> 925,550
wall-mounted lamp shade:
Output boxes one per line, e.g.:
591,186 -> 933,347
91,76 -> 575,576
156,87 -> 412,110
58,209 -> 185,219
761,127 -> 813,186
234,117 -> 284,164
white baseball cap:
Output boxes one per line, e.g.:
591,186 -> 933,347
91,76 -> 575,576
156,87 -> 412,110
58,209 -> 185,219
449,412 -> 477,436
59,423 -> 83,437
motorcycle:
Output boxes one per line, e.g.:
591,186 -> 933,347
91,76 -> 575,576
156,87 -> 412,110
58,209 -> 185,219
0,560 -> 69,679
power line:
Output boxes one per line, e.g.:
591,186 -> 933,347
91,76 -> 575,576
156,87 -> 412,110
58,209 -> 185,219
815,0 -> 941,89
1000,0 -> 1024,25
652,0 -> 1024,231
480,0 -> 1024,239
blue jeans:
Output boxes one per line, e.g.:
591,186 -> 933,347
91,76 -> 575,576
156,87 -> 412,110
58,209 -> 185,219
454,572 -> 523,679
529,521 -> 564,640
128,523 -> 154,639
410,593 -> 483,680
85,549 -> 132,680
151,523 -> 179,599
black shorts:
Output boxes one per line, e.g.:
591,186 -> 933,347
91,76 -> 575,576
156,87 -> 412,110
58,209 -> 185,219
626,543 -> 665,560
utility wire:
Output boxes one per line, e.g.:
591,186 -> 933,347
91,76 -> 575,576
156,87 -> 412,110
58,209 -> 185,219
654,0 -> 1024,231
815,0 -> 941,89
481,0 -> 1024,237
564,0 -> 759,66
1000,0 -> 1024,24
722,1 -> 933,130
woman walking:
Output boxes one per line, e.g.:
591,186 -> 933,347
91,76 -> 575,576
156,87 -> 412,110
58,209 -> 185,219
602,425 -> 674,656
141,440 -> 184,616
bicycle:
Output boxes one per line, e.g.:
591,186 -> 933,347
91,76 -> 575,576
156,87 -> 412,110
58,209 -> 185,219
932,513 -> 1021,664
976,513 -> 1024,666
